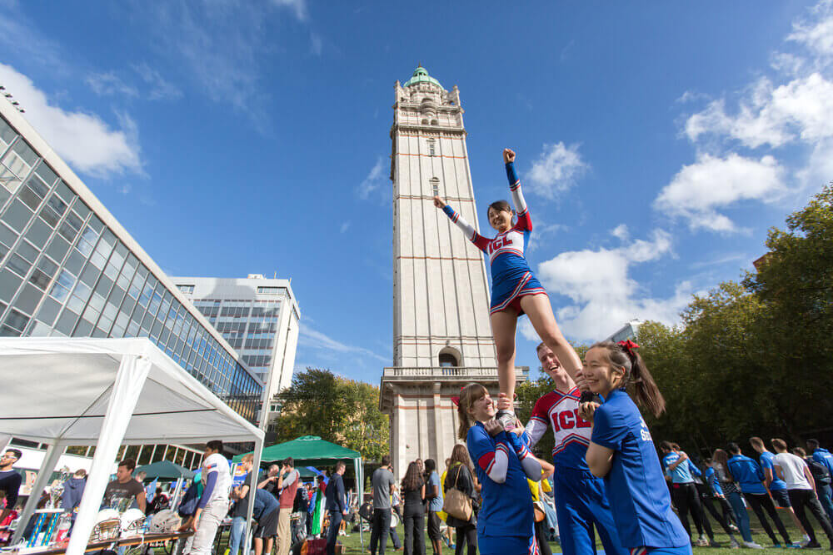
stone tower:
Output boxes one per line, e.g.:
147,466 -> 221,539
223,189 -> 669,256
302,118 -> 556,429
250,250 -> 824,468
380,66 -> 526,478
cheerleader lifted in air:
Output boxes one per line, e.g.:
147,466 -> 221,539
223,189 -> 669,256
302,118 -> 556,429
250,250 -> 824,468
434,148 -> 582,427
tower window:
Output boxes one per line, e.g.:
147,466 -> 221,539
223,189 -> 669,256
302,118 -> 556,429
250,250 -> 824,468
439,353 -> 457,367
430,177 -> 440,197
427,139 -> 436,157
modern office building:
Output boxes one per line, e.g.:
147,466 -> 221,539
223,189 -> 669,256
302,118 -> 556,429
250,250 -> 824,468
379,66 -> 526,477
605,319 -> 643,343
171,275 -> 300,428
0,94 -> 263,435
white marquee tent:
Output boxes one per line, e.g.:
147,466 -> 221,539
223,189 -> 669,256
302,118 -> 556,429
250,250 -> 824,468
0,337 -> 265,555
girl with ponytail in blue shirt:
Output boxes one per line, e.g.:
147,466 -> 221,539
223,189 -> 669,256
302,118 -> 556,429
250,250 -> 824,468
578,341 -> 691,555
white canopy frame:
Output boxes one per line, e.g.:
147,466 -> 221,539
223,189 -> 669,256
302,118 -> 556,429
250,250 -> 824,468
0,337 -> 264,555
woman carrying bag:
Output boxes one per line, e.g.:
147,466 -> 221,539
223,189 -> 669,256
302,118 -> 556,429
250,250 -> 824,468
443,444 -> 478,555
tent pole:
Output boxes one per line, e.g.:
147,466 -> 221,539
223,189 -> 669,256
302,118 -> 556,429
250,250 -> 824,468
11,440 -> 66,544
356,457 -> 364,551
243,436 -> 263,555
66,353 -> 151,555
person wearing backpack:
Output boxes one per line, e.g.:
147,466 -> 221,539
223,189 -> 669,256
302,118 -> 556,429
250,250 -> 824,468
807,439 -> 833,525
442,445 -> 477,555
772,438 -> 833,549
796,447 -> 833,526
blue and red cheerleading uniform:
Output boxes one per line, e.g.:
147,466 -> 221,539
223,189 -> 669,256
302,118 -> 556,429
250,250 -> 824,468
467,422 -> 540,555
525,387 -> 627,555
442,161 -> 547,315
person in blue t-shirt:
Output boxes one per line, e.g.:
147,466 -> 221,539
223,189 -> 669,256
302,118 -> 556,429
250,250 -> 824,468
807,439 -> 833,525
659,442 -> 716,547
578,340 -> 691,555
726,442 -> 794,547
750,437 -> 809,543
456,382 -> 543,555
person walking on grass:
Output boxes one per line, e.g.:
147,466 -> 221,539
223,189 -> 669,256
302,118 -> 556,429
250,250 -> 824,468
807,439 -> 833,526
425,459 -> 444,555
325,461 -> 347,555
370,455 -> 397,555
660,442 -> 718,547
727,442 -> 795,548
772,438 -> 833,550
749,436 -> 810,544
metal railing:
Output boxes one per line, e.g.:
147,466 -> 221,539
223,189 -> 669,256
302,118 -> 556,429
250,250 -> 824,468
382,366 -> 528,379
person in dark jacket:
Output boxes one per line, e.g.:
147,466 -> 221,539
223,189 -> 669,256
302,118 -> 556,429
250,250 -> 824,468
443,445 -> 477,555
61,469 -> 87,514
325,461 -> 347,555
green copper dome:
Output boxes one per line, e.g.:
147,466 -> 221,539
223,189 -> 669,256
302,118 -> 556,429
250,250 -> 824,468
403,65 -> 442,88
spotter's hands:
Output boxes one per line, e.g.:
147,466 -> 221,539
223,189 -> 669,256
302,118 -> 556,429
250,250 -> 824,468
503,148 -> 516,164
433,196 -> 446,209
484,419 -> 504,437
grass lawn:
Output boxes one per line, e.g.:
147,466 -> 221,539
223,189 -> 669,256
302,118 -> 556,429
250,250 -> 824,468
324,506 -> 830,554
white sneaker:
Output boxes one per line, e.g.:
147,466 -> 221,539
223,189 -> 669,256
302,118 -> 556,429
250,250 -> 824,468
696,536 -> 710,547
496,410 -> 517,431
744,541 -> 765,549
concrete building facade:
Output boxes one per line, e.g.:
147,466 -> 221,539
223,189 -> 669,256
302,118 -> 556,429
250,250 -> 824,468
380,67 -> 525,478
172,275 -> 300,428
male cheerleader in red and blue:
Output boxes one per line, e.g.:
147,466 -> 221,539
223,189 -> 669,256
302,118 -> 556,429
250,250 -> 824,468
518,343 -> 627,555
457,383 -> 543,555
578,341 -> 692,555
435,148 -> 583,428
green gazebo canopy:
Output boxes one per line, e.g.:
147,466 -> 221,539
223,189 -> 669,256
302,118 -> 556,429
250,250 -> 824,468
232,435 -> 360,467
136,460 -> 195,480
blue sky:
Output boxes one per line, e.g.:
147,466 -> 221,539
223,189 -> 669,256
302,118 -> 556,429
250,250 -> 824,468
1,0 -> 831,383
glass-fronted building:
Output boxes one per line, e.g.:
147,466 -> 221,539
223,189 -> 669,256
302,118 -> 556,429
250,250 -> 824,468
171,275 -> 300,428
0,99 -> 263,423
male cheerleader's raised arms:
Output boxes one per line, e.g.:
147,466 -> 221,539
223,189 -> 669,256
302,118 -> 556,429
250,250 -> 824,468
434,148 -> 583,427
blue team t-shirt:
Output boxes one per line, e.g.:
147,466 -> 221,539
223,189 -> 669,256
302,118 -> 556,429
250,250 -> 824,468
591,389 -> 689,549
467,422 -> 534,541
705,467 -> 724,496
662,452 -> 695,484
759,452 -> 787,491
427,471 -> 443,512
727,455 -> 767,495
813,448 -> 833,476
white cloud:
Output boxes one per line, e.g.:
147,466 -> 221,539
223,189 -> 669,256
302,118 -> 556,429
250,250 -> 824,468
610,224 -> 629,241
357,156 -> 386,201
676,90 -> 710,104
271,0 -> 308,21
788,0 -> 833,62
526,142 -> 588,200
86,72 -> 139,98
654,153 -> 786,233
529,229 -> 690,342
0,63 -> 142,177
796,137 -> 833,189
132,63 -> 183,101
310,32 -> 323,56
676,0 -> 833,214
298,323 -> 388,363
340,221 -> 351,233
129,0 -> 301,132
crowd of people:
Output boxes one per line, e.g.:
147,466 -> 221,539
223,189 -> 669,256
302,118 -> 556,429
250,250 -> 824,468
0,147 -> 830,555
658,437 -> 833,550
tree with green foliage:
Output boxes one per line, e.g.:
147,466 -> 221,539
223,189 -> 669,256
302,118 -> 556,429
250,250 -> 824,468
271,368 -> 390,461
636,185 -> 833,456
